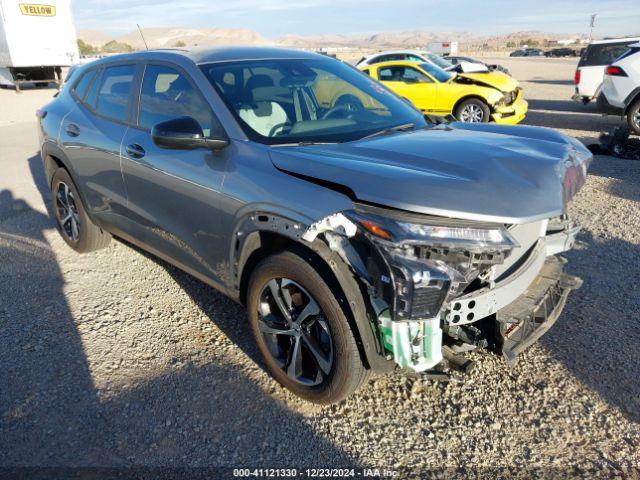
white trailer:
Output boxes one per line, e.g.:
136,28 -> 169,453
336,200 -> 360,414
427,41 -> 458,56
0,0 -> 79,91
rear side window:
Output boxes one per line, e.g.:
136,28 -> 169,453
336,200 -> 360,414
579,42 -> 636,66
72,69 -> 95,99
94,65 -> 135,122
617,46 -> 640,62
85,69 -> 102,108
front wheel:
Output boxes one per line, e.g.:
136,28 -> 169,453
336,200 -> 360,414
247,250 -> 369,404
627,99 -> 640,135
455,98 -> 490,123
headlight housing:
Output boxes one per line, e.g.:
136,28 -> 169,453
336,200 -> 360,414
344,208 -> 519,320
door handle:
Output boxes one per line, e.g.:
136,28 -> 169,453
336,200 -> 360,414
65,123 -> 80,137
125,143 -> 145,159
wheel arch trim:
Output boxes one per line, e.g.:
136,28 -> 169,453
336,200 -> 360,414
232,210 -> 390,372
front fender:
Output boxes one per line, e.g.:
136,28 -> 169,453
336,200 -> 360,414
232,209 -> 393,372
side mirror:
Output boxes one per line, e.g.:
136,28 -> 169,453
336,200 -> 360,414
151,116 -> 228,150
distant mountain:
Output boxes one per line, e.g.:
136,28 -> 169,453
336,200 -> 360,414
78,27 -> 268,49
77,27 -> 588,51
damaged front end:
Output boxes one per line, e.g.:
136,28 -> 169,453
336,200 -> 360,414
302,205 -> 583,375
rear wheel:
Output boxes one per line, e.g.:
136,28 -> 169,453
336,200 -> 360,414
627,99 -> 640,135
51,168 -> 111,253
455,98 -> 490,123
247,250 -> 369,404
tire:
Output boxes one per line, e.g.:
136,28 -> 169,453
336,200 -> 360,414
247,249 -> 369,404
626,99 -> 640,135
50,168 -> 111,253
455,98 -> 490,123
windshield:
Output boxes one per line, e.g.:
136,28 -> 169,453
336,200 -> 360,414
200,58 -> 426,145
424,53 -> 453,69
419,63 -> 454,82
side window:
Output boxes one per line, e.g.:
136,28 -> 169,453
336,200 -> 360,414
378,66 -> 429,83
85,69 -> 102,108
73,69 -> 96,100
401,66 -> 431,83
406,55 -> 423,62
138,64 -> 217,137
94,65 -> 135,122
378,67 -> 399,81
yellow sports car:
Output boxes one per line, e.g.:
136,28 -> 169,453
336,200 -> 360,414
359,60 -> 527,124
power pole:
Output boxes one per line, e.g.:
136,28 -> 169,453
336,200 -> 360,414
588,14 -> 597,42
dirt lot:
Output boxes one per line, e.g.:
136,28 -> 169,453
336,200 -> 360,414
1,58 -> 639,477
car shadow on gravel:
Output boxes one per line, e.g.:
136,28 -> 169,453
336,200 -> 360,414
586,155 -> 640,203
524,99 -> 621,133
20,155 -> 356,468
98,362 -> 358,467
0,189 -> 108,466
539,230 -> 640,422
527,79 -> 575,86
119,240 -> 266,370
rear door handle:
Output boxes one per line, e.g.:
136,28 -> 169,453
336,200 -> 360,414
125,143 -> 145,159
65,123 -> 80,137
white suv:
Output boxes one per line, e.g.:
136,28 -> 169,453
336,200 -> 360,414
573,37 -> 640,104
597,42 -> 640,135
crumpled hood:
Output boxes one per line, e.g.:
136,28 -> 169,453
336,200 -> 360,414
456,71 -> 519,92
269,123 -> 592,224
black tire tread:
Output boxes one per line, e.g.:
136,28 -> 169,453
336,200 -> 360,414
627,99 -> 640,135
247,249 -> 369,404
51,168 -> 111,253
455,97 -> 491,123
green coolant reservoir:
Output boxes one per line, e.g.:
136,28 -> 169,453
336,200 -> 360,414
379,310 -> 443,372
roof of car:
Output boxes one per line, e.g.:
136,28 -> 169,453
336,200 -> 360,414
589,36 -> 640,45
366,50 -> 429,58
358,60 -> 431,70
80,46 -> 326,67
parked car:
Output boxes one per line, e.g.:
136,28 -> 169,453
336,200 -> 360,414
356,50 -> 489,74
444,55 -> 510,75
360,60 -> 527,124
38,47 -> 591,404
510,49 -> 544,57
596,42 -> 640,134
573,37 -> 640,104
544,48 -> 578,57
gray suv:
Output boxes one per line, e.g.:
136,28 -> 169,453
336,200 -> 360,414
38,47 -> 591,404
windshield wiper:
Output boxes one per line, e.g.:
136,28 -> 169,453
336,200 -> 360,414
360,122 -> 417,140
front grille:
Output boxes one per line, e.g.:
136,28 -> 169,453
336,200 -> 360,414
413,245 -> 507,271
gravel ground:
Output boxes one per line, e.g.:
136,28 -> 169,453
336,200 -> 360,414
0,58 -> 639,478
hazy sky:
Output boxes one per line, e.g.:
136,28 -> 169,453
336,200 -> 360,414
73,0 -> 640,37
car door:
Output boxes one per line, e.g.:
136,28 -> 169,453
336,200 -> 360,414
376,64 -> 438,112
60,63 -> 138,224
120,62 -> 230,285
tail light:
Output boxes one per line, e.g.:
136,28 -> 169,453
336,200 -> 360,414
605,65 -> 627,76
574,69 -> 581,85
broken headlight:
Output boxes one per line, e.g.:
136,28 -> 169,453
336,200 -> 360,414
344,209 -> 519,321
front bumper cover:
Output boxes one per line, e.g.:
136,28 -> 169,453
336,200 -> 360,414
492,98 -> 528,125
496,255 -> 582,363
